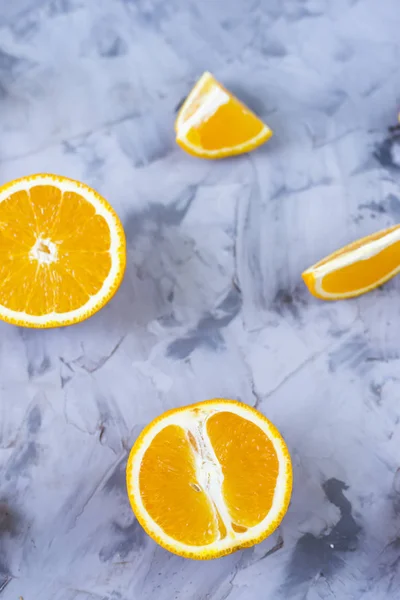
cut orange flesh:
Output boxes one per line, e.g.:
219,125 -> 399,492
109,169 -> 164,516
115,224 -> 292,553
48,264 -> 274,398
175,72 -> 273,159
207,411 -> 279,528
303,225 -> 400,300
126,399 -> 292,559
140,424 -> 218,547
0,174 -> 125,327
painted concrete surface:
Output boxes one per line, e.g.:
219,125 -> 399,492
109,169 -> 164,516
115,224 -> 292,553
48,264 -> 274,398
1,0 -> 400,598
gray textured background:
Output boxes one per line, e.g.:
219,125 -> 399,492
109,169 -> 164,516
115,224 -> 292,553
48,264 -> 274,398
1,0 -> 400,598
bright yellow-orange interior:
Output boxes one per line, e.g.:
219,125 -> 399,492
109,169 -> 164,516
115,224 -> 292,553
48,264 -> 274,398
320,230 -> 400,294
179,76 -> 266,151
207,411 -> 279,528
184,97 -> 265,151
139,424 -> 218,546
0,185 -> 111,315
138,411 -> 279,546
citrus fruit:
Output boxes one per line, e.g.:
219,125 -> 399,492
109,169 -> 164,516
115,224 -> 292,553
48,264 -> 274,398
0,174 -> 126,328
126,399 -> 292,559
302,224 -> 400,300
175,72 -> 273,159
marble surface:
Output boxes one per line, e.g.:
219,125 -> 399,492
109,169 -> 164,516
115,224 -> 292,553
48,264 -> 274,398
1,0 -> 400,598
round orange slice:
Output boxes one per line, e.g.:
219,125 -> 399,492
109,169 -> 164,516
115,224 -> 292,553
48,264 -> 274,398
175,72 -> 273,159
302,224 -> 400,300
0,174 -> 126,328
126,399 -> 292,559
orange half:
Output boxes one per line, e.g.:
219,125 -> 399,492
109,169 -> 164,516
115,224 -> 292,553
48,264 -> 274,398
302,224 -> 400,300
0,174 -> 126,327
175,72 -> 273,159
126,399 -> 292,559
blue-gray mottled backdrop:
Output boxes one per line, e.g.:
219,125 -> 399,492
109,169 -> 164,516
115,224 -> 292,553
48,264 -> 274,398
1,0 -> 400,598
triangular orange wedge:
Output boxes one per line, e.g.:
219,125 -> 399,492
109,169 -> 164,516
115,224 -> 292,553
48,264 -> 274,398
302,224 -> 400,300
0,174 -> 126,327
126,399 -> 292,559
175,72 -> 273,159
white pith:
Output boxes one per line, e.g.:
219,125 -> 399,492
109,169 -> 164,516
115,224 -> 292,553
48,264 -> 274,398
188,412 -> 235,539
0,175 -> 124,325
305,226 -> 400,299
30,238 -> 58,265
127,402 -> 291,556
175,72 -> 272,157
177,82 -> 230,136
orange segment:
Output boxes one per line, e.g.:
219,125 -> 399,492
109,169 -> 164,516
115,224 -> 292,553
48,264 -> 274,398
59,251 -> 112,296
25,265 -> 58,316
207,411 -> 279,528
126,399 -> 292,559
0,258 -> 38,312
175,72 -> 273,159
303,225 -> 400,300
139,425 -> 218,547
0,174 -> 126,327
0,190 -> 37,248
59,215 -> 111,252
30,185 -> 63,237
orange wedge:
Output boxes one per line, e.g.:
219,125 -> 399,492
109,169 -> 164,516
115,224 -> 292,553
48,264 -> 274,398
175,72 -> 273,159
126,399 -> 292,559
0,174 -> 126,328
302,224 -> 400,300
